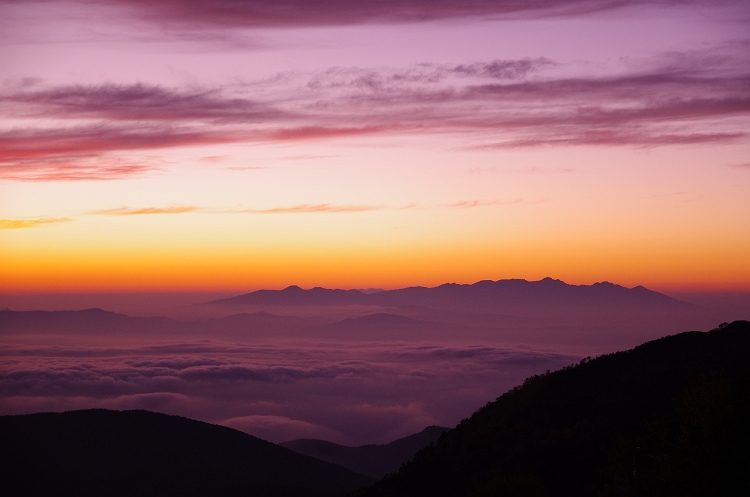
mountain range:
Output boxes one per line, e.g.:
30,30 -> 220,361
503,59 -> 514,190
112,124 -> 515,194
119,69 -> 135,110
208,278 -> 691,310
0,277 -> 689,337
1,278 -> 704,354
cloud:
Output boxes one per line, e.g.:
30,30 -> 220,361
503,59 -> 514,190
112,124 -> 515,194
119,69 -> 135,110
267,125 -> 398,141
0,217 -> 72,229
730,162 -> 750,168
128,359 -> 227,369
473,131 -> 746,149
1,83 -> 284,123
198,155 -> 228,162
281,155 -> 340,161
0,124 -> 237,161
388,345 -> 574,365
448,199 -> 523,208
82,203 -> 385,215
305,58 -> 553,91
0,361 -> 368,397
1,48 -> 748,182
450,58 -> 555,79
0,123 -> 232,181
517,167 -> 574,174
0,336 -> 578,444
177,363 -> 369,382
91,205 -> 199,216
232,204 -> 383,214
0,162 -> 154,181
106,0 -> 714,28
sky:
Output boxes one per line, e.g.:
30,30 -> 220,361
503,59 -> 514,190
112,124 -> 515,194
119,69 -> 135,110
2,0 -> 750,294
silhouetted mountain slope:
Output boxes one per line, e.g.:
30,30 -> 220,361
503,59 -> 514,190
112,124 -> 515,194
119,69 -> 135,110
0,409 -> 374,497
359,321 -> 750,497
209,278 -> 691,310
281,425 -> 450,478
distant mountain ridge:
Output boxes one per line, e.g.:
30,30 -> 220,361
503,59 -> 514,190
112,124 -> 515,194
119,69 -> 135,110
0,308 -> 311,336
208,278 -> 691,309
0,308 -> 178,334
0,409 -> 373,497
281,425 -> 451,479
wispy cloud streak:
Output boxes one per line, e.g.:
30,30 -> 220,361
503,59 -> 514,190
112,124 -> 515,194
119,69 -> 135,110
103,0 -> 722,28
230,204 -> 383,214
1,83 -> 284,123
91,206 -> 199,216
0,217 -> 71,229
87,204 -> 383,215
448,199 -> 523,208
0,162 -> 154,181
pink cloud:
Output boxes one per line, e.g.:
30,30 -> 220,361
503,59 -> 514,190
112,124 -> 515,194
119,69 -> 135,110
473,131 -> 746,149
1,48 -> 748,181
91,205 -> 199,216
448,199 -> 523,208
198,155 -> 228,162
232,204 -> 383,214
106,0 -> 719,28
0,125 -> 237,160
0,162 -> 154,181
281,155 -> 340,161
267,125 -> 398,141
304,59 -> 553,91
1,83 -> 284,122
87,204 -> 383,216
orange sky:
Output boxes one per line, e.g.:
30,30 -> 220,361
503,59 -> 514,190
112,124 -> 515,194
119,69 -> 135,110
1,0 -> 750,294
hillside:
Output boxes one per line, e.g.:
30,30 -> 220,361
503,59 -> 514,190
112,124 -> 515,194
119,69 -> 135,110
359,321 -> 750,496
0,409 -> 374,497
281,425 -> 450,478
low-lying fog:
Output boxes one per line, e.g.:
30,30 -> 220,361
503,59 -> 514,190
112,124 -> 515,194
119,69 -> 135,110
1,284 -> 746,445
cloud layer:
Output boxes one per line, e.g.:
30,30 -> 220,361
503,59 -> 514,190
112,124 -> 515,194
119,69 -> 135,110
2,46 -> 748,181
0,332 -> 575,444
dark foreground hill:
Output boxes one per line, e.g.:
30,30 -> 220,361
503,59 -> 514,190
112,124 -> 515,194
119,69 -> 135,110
359,321 -> 750,497
281,425 -> 450,479
0,409 -> 374,497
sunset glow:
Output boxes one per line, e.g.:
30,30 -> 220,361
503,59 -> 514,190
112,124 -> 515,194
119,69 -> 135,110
2,0 -> 750,294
